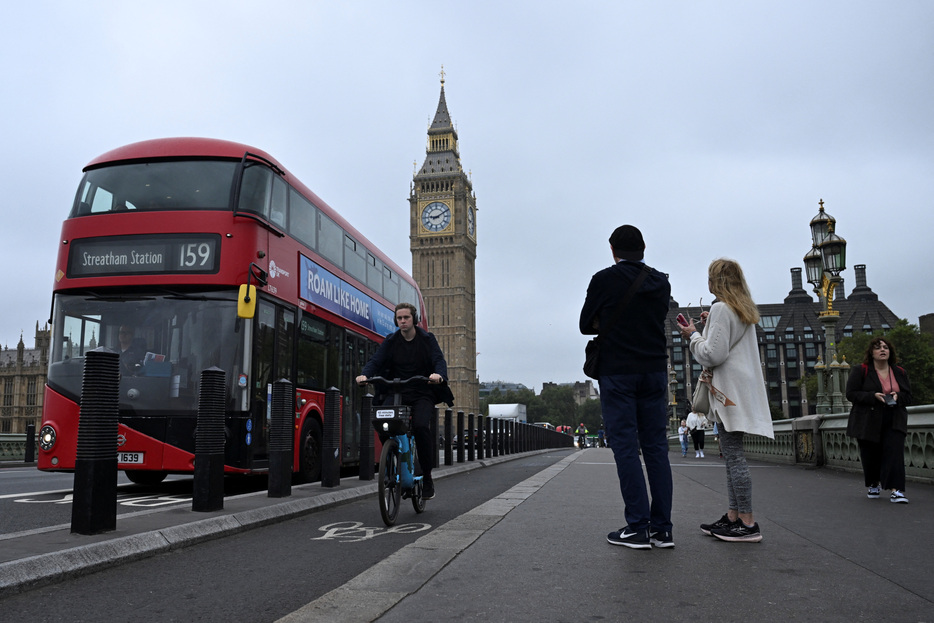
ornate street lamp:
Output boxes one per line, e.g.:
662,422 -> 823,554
802,199 -> 851,414
668,368 -> 679,434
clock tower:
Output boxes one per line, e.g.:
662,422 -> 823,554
409,71 -> 479,416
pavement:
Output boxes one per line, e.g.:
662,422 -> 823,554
3,449 -> 933,622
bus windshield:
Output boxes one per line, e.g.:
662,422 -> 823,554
70,160 -> 237,216
47,291 -> 247,413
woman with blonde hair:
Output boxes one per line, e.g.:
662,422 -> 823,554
679,259 -> 774,542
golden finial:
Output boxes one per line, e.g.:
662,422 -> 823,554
818,198 -> 824,211
439,65 -> 445,85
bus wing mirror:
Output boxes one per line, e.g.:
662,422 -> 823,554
238,284 -> 257,319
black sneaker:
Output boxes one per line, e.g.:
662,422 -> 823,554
711,521 -> 762,543
700,514 -> 736,536
422,477 -> 435,500
867,486 -> 881,499
890,490 -> 909,504
649,530 -> 675,548
607,527 -> 651,549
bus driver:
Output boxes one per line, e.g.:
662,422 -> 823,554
117,325 -> 145,376
356,302 -> 454,500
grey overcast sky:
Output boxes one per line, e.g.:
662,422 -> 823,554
2,1 -> 932,390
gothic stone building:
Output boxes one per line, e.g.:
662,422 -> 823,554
0,325 -> 49,434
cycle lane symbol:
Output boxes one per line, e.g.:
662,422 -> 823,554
312,521 -> 431,543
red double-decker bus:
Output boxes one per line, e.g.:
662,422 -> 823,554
38,137 -> 425,484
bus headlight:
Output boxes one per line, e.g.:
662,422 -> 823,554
39,425 -> 56,451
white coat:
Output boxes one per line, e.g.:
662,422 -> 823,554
689,302 -> 774,439
686,411 -> 708,431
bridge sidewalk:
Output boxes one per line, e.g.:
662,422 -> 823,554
349,448 -> 933,623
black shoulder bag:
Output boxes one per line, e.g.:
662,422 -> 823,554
583,264 -> 652,379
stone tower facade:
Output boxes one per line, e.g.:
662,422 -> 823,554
409,74 -> 479,416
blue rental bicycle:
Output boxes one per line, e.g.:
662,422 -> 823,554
364,376 -> 429,526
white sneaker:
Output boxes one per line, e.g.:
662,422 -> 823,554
695,451 -> 700,458
699,450 -> 705,458
890,490 -> 909,504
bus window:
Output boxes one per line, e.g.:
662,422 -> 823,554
238,163 -> 273,219
296,315 -> 338,391
270,176 -> 288,229
71,161 -> 236,217
344,235 -> 366,284
383,266 -> 399,304
317,211 -> 343,267
289,188 -> 317,249
366,254 -> 382,296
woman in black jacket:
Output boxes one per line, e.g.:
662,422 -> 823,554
845,337 -> 912,503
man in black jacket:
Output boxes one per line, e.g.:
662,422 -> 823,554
357,303 -> 453,500
580,225 -> 674,549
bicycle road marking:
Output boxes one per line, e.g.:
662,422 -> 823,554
312,521 -> 432,543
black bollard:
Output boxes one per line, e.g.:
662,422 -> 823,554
467,413 -> 475,462
359,392 -> 374,481
24,423 -> 36,463
268,378 -> 293,498
443,409 -> 453,466
193,367 -> 226,512
71,348 -> 120,535
321,387 -> 341,488
456,411 -> 465,463
490,418 -> 498,457
476,415 -> 484,460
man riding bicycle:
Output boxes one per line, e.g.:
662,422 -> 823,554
356,302 -> 454,500
576,422 -> 589,449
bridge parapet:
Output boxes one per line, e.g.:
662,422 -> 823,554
743,405 -> 934,485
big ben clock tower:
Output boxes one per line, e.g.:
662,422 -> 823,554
410,70 -> 479,416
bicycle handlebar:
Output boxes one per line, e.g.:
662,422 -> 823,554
359,375 -> 434,387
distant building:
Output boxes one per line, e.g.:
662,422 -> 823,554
479,380 -> 529,399
542,381 -> 599,406
0,324 -> 49,434
667,265 -> 899,419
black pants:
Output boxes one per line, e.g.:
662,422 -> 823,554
408,396 -> 436,479
691,429 -> 706,451
858,426 -> 906,491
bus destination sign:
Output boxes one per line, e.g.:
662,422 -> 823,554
67,234 -> 221,277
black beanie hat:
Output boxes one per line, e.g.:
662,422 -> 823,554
609,225 -> 645,261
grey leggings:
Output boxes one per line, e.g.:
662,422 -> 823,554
719,429 -> 753,514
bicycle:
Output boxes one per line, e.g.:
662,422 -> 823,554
362,376 -> 430,526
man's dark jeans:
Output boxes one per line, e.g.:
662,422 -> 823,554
600,371 -> 673,534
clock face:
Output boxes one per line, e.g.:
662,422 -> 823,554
421,201 -> 451,232
467,207 -> 475,236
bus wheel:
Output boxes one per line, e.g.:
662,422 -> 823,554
297,418 -> 322,483
125,470 -> 168,486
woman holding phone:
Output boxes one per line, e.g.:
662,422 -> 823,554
678,259 -> 774,542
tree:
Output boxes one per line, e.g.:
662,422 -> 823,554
539,385 -> 578,428
837,319 -> 934,405
579,399 -> 603,431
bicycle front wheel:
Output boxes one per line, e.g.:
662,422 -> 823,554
411,440 -> 426,514
378,438 -> 401,526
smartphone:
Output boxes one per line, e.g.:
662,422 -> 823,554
677,313 -> 689,327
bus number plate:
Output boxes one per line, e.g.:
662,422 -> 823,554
375,409 -> 395,419
117,452 -> 145,464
